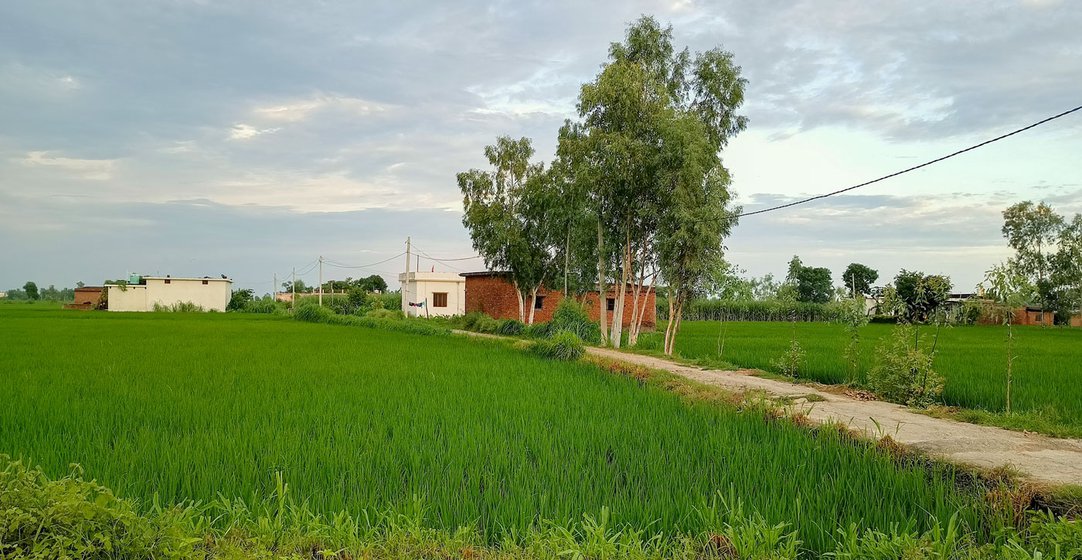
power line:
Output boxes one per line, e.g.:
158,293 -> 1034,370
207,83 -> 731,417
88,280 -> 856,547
323,252 -> 407,270
735,103 -> 1082,219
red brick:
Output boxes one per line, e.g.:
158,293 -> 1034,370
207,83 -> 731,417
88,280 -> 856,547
462,273 -> 655,329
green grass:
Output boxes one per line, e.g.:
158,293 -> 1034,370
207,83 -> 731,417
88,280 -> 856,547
0,306 -> 1026,554
640,321 -> 1082,435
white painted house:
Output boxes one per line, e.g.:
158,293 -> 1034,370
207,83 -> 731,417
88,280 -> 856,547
398,272 -> 464,318
106,276 -> 232,312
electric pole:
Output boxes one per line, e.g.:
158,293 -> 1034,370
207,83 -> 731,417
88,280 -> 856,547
318,255 -> 324,307
291,267 -> 296,310
404,237 -> 411,315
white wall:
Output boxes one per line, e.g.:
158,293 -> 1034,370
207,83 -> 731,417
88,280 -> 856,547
106,285 -> 148,312
106,278 -> 231,311
399,272 -> 464,318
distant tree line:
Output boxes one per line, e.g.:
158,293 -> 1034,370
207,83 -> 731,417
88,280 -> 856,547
3,281 -> 78,302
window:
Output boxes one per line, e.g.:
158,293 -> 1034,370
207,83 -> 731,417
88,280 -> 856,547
432,292 -> 448,308
201,280 -> 209,285
1036,312 -> 1044,323
534,296 -> 545,310
164,279 -> 171,284
606,298 -> 615,311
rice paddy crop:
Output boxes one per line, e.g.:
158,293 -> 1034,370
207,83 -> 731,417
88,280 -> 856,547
642,321 -> 1082,429
0,306 -> 1017,553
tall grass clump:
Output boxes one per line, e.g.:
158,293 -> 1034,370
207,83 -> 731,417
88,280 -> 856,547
152,301 -> 205,312
549,299 -> 601,344
529,330 -> 585,361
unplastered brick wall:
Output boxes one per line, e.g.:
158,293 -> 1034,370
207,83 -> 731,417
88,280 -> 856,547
463,274 -> 655,329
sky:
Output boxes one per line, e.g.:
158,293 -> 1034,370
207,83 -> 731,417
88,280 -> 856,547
2,0 -> 1080,295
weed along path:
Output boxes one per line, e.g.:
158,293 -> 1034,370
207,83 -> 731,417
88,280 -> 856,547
586,346 -> 1082,488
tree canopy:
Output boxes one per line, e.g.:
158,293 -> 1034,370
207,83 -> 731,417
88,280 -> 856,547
843,263 -> 879,297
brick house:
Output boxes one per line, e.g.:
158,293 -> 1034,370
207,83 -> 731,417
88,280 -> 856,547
63,286 -> 104,310
460,272 -> 656,329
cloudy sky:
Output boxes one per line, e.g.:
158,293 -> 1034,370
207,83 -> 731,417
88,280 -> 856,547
2,0 -> 1080,294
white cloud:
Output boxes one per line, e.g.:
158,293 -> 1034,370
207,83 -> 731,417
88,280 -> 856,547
19,151 -> 116,180
252,93 -> 393,123
229,123 -> 280,140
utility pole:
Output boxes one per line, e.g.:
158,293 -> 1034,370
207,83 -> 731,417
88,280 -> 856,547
404,237 -> 411,315
273,273 -> 277,301
291,267 -> 296,311
318,255 -> 324,307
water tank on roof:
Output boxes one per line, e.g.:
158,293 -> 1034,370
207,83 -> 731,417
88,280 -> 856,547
129,273 -> 142,284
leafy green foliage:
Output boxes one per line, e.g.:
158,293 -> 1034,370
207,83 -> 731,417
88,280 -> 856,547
22,281 -> 39,301
843,263 -> 879,297
889,270 -> 952,323
795,266 -> 834,304
151,301 -> 205,312
227,288 -> 254,311
772,339 -> 805,378
836,297 -> 871,383
549,298 -> 601,344
867,325 -> 944,408
528,330 -> 586,361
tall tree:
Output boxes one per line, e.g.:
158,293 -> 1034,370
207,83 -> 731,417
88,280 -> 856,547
565,16 -> 747,348
1002,201 -> 1064,311
23,281 -> 39,301
458,136 -> 558,324
891,270 -> 952,323
795,266 -> 834,304
843,263 -> 879,297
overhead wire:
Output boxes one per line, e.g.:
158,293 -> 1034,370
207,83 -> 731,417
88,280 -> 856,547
730,103 -> 1082,220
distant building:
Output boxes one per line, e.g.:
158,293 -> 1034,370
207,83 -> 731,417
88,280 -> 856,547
460,271 -> 657,329
398,272 -> 465,317
63,287 -> 104,310
105,276 -> 232,312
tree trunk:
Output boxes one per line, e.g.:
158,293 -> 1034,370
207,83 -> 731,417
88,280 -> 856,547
564,227 -> 571,297
597,219 -> 609,345
514,280 -> 525,323
527,287 -> 538,325
665,296 -> 685,356
609,233 -> 630,348
663,293 -> 676,356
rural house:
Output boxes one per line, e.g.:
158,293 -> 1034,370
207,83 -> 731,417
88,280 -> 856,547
105,275 -> 232,312
63,286 -> 104,310
460,271 -> 657,328
398,271 -> 465,317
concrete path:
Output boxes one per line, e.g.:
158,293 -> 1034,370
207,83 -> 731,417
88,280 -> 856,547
587,347 -> 1082,488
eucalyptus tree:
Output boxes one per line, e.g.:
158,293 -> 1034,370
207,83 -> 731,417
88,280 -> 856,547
458,136 -> 559,324
564,16 -> 748,348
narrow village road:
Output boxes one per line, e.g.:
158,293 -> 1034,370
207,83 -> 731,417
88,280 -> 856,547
586,346 -> 1082,487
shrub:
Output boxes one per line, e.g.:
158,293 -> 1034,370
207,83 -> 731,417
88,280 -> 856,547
0,457 -> 194,558
227,289 -> 254,311
525,321 -> 554,339
496,318 -> 525,336
529,330 -> 585,361
152,301 -> 205,312
365,308 -> 405,320
550,299 -> 601,344
867,324 -> 944,408
242,298 -> 281,314
460,312 -> 489,331
294,304 -> 335,323
476,316 -> 500,334
772,340 -> 805,378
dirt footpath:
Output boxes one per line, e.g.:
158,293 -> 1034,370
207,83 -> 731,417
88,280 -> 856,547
587,347 -> 1082,487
